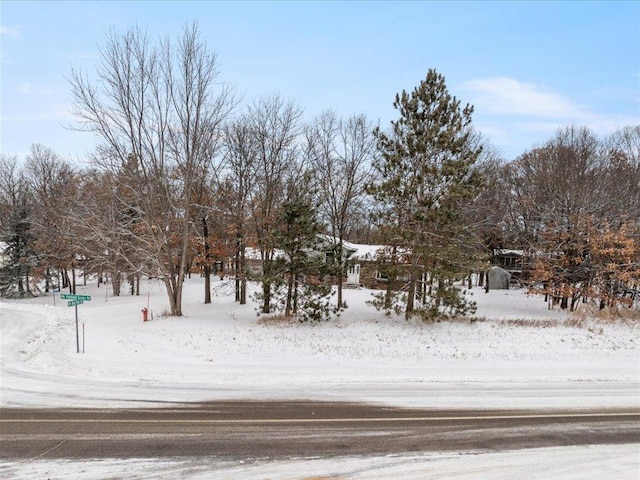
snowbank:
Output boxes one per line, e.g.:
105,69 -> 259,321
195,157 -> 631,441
2,444 -> 639,480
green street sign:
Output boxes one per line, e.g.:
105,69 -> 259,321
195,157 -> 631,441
61,293 -> 92,301
59,293 -> 91,354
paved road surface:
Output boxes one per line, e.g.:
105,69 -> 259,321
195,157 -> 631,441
1,401 -> 638,459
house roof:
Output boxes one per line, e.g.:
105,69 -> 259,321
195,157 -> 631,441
345,242 -> 386,261
493,248 -> 524,257
315,234 -> 358,254
243,236 -> 406,264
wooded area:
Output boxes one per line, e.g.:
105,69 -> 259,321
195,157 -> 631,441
1,24 -> 638,320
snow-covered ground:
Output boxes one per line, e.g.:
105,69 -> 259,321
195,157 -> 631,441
2,444 -> 639,480
1,276 -> 639,478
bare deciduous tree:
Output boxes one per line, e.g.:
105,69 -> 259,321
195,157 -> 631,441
221,117 -> 259,305
507,126 -> 613,309
24,144 -> 77,292
305,110 -> 374,307
69,23 -> 235,316
504,126 -> 605,247
246,94 -> 303,314
0,155 -> 36,297
602,125 -> 640,223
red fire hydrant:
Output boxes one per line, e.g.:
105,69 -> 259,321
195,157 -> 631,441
142,307 -> 148,322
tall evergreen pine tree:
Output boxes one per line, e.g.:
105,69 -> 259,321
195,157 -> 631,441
254,178 -> 338,322
369,69 -> 484,320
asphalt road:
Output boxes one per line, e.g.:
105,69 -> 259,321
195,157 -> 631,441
1,401 -> 638,459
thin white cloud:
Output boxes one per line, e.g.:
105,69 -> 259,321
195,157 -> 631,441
575,114 -> 640,134
461,77 -> 592,119
16,82 -> 56,96
1,103 -> 76,122
458,77 -> 640,159
0,25 -> 21,38
520,114 -> 640,135
17,82 -> 33,94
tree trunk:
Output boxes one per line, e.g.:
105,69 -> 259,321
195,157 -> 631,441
202,216 -> 211,305
262,280 -> 271,314
240,247 -> 247,304
235,253 -> 241,303
336,241 -> 344,308
421,273 -> 428,304
235,253 -> 247,305
405,253 -> 420,318
111,271 -> 121,297
240,278 -> 247,305
234,239 -> 245,304
63,269 -> 70,291
570,293 -> 579,312
436,279 -> 445,311
235,229 -> 242,303
164,276 -> 183,317
204,266 -> 211,304
293,275 -> 299,315
233,227 -> 247,305
405,273 -> 417,318
175,281 -> 183,316
384,284 -> 392,310
285,274 -> 294,316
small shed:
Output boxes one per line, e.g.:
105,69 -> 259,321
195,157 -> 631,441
487,265 -> 511,290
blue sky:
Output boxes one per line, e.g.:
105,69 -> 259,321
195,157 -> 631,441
1,0 -> 639,162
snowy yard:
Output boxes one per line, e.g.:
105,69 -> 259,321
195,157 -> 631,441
1,276 -> 638,478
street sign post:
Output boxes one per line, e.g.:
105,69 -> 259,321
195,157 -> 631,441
61,293 -> 91,301
62,293 -> 92,353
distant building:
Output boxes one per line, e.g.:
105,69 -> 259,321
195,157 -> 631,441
487,265 -> 511,290
491,249 -> 531,286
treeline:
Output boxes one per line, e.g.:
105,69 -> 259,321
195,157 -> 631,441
0,24 -> 638,320
486,125 -> 640,312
